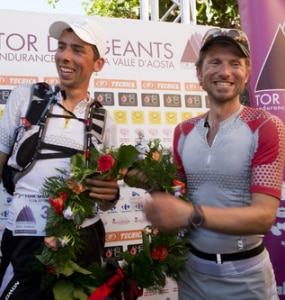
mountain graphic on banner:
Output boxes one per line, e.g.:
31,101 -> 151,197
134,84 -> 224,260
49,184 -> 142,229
180,32 -> 202,64
255,25 -> 285,91
16,205 -> 36,223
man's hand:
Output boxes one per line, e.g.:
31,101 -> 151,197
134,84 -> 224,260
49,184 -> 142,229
44,236 -> 58,251
85,174 -> 119,210
123,168 -> 150,190
144,192 -> 193,231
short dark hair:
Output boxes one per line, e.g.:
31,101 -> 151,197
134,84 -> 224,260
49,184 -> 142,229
63,28 -> 100,61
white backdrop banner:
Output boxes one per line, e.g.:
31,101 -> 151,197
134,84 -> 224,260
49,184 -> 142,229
0,9 -> 211,299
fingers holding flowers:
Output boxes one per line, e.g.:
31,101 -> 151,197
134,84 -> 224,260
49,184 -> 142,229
44,236 -> 58,251
85,174 -> 120,210
123,168 -> 149,190
44,235 -> 72,251
85,174 -> 118,199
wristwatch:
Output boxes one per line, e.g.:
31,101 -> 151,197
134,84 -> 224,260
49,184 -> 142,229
188,204 -> 205,229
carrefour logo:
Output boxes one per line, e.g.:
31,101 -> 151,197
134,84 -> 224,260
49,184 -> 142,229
0,210 -> 9,218
121,203 -> 131,212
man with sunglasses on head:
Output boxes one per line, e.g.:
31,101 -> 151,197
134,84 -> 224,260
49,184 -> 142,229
141,28 -> 285,299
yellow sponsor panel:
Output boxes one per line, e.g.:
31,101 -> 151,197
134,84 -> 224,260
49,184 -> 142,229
148,111 -> 161,124
0,108 -> 5,120
131,110 -> 145,124
196,111 -> 207,116
165,111 -> 178,124
181,111 -> 193,121
113,110 -> 128,124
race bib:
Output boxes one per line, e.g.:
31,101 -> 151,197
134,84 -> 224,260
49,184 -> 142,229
11,193 -> 49,236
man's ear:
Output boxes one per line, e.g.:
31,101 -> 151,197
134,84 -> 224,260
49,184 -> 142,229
245,67 -> 251,84
93,57 -> 105,73
196,67 -> 202,85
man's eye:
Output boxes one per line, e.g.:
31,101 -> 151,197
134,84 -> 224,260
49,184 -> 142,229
74,48 -> 84,54
232,62 -> 241,67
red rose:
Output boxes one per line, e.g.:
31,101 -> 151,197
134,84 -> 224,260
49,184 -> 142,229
151,245 -> 169,261
49,192 -> 68,214
98,153 -> 115,172
46,265 -> 57,275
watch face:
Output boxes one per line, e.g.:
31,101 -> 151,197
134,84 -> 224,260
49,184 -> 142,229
192,213 -> 203,225
189,205 -> 205,229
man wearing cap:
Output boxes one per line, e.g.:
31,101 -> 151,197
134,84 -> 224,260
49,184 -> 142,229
0,17 -> 119,300
140,28 -> 285,299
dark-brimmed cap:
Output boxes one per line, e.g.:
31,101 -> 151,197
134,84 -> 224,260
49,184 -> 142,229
200,28 -> 250,57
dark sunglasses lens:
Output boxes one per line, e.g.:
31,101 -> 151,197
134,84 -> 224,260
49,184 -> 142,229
227,29 -> 240,38
227,29 -> 249,47
201,28 -> 249,50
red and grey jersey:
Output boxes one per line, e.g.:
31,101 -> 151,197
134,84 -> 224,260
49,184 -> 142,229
173,105 -> 285,252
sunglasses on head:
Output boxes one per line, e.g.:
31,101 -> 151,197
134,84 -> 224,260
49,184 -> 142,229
201,28 -> 250,53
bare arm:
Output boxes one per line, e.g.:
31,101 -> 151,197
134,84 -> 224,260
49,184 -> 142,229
201,193 -> 279,235
144,192 -> 279,235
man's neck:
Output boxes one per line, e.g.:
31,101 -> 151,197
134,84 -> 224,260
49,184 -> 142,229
207,99 -> 241,125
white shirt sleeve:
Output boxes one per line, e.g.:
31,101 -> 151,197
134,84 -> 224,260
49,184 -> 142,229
0,84 -> 32,154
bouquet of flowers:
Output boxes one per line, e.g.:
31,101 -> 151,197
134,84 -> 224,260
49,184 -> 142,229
34,136 -> 189,300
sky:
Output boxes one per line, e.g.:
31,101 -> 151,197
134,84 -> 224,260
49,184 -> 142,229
0,0 -> 86,15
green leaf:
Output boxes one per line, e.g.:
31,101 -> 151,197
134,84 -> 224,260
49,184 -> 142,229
53,279 -> 75,300
73,289 -> 89,300
71,152 -> 86,171
60,260 -> 91,277
117,144 -> 139,168
142,231 -> 152,261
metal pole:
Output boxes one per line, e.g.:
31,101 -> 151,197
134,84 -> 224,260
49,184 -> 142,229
160,3 -> 178,22
189,0 -> 197,24
140,0 -> 149,20
151,0 -> 159,21
181,0 -> 190,24
141,0 -> 197,24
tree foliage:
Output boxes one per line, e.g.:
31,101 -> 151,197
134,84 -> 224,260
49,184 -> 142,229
46,0 -> 240,29
82,0 -> 140,19
196,0 -> 240,28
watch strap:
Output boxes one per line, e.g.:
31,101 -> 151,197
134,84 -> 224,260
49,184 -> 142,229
188,204 -> 205,229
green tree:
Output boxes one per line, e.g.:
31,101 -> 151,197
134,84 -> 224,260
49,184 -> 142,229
82,0 -> 140,19
46,0 -> 240,28
197,0 -> 240,28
